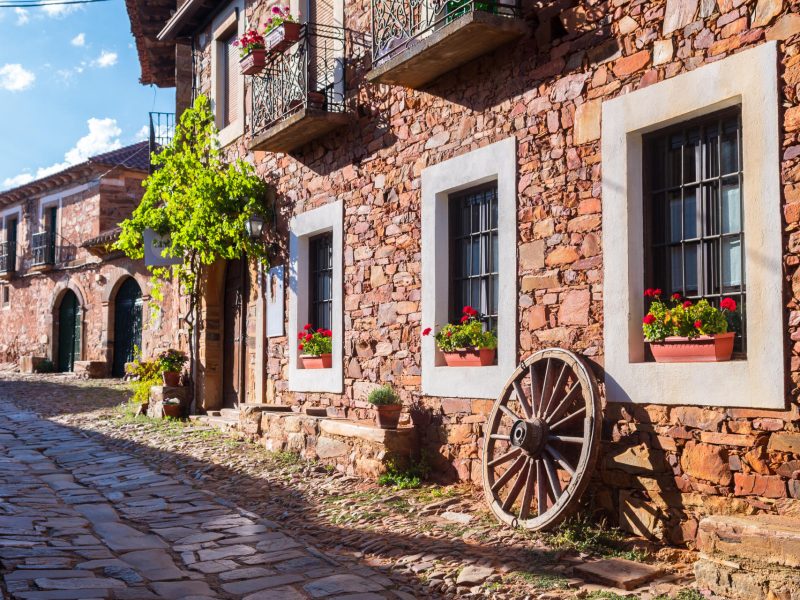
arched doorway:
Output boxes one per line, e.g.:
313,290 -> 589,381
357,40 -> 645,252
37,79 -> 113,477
112,278 -> 143,377
57,290 -> 81,372
222,257 -> 247,408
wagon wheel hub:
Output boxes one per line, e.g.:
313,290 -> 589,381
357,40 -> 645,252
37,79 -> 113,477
510,417 -> 548,457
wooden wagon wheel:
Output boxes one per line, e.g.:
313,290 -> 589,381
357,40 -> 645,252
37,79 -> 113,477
482,348 -> 601,530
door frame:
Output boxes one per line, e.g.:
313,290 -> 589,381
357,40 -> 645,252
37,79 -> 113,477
54,287 -> 83,372
111,277 -> 143,377
222,256 -> 249,408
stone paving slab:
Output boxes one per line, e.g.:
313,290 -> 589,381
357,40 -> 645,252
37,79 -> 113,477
0,402 -> 398,599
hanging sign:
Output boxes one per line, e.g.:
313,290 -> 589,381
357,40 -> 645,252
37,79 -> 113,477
143,228 -> 181,267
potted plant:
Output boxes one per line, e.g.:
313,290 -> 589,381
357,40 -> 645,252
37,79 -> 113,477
298,324 -> 332,369
368,385 -> 402,429
233,29 -> 266,75
263,6 -> 301,54
162,398 -> 182,419
423,306 -> 498,367
158,349 -> 187,386
642,289 -> 739,363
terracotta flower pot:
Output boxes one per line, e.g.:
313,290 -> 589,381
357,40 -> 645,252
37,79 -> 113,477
162,403 -> 182,418
162,371 -> 181,387
265,22 -> 302,53
648,332 -> 735,363
442,348 -> 495,367
239,49 -> 266,75
301,353 -> 332,369
374,404 -> 402,429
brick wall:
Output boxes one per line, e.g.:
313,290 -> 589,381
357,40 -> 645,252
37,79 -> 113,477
187,0 -> 800,541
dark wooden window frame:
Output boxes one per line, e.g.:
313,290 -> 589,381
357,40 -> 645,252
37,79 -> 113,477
643,106 -> 746,353
448,183 -> 499,334
309,231 -> 333,331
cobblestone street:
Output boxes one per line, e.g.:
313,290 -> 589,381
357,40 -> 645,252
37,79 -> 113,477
0,373 -> 697,599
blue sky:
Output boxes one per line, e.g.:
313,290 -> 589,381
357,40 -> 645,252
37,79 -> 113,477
0,0 -> 175,189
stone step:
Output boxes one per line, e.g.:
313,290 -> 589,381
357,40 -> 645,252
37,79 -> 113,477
695,515 -> 800,599
220,408 -> 239,420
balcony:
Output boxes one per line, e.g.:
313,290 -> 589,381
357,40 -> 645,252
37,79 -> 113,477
0,241 -> 15,279
367,0 -> 527,88
249,24 -> 349,154
148,112 -> 176,172
31,231 -> 56,269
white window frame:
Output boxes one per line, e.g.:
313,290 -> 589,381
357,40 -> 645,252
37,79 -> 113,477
602,41 -> 784,409
0,206 -> 22,275
421,137 -> 517,399
288,200 -> 343,393
210,0 -> 245,148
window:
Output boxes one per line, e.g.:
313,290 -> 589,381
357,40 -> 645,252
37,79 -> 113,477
211,0 -> 244,147
222,30 -> 239,129
449,184 -> 499,333
644,108 -> 745,352
1,284 -> 9,309
601,41 -> 783,408
421,137 -> 517,399
309,232 -> 333,330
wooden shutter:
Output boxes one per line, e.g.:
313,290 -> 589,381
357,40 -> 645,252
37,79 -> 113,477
308,0 -> 336,94
224,32 -> 239,127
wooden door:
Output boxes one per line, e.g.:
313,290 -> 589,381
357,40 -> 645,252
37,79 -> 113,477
112,278 -> 143,377
57,290 -> 81,372
222,257 -> 247,409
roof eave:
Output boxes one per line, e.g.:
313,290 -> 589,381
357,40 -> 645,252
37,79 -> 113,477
158,0 -> 220,41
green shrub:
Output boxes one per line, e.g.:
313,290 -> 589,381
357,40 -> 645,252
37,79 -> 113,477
368,385 -> 400,406
126,358 -> 161,404
157,349 -> 187,373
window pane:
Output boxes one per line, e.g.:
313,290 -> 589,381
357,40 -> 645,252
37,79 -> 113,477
684,187 -> 698,240
684,243 -> 698,294
721,178 -> 741,234
670,247 -> 682,292
722,237 -> 742,288
668,134 -> 682,187
669,191 -> 682,243
721,118 -> 739,175
683,127 -> 701,184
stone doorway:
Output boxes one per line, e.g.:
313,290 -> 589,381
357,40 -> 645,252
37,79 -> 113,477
222,257 -> 247,409
112,278 -> 143,377
56,290 -> 81,373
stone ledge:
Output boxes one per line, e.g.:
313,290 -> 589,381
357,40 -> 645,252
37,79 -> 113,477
319,419 -> 415,445
697,515 -> 800,568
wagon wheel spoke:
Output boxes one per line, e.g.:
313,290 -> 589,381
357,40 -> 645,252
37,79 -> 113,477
550,406 -> 586,431
483,349 -> 601,531
487,447 -> 521,469
513,379 -> 533,420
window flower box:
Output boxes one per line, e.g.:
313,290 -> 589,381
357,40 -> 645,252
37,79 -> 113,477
298,324 -> 332,369
423,305 -> 497,368
265,21 -> 301,54
239,49 -> 266,75
649,333 -> 735,363
300,353 -> 332,369
643,290 -> 740,363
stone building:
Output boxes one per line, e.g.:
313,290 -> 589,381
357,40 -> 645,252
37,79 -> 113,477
125,0 -> 800,548
0,143 -> 180,376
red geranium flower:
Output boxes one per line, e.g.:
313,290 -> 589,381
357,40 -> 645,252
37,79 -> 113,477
324,329 -> 332,337
653,288 -> 662,297
298,344 -> 304,351
460,315 -> 469,323
694,320 -> 703,329
305,334 -> 313,342
298,332 -> 305,340
671,293 -> 681,301
720,298 -> 737,312
445,331 -> 452,337
303,323 -> 312,331
683,300 -> 692,308
422,327 -> 431,336
643,314 -> 656,325
317,328 -> 324,333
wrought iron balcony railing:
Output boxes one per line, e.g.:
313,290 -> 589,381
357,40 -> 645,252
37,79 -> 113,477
0,241 -> 14,275
148,112 -> 175,172
251,23 -> 347,139
31,231 -> 56,267
371,0 -> 521,66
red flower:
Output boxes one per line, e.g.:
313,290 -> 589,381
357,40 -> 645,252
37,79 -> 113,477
305,334 -> 313,342
720,298 -> 737,312
422,327 -> 431,336
324,329 -> 332,337
317,328 -> 324,333
303,323 -> 312,331
460,315 -> 469,323
671,293 -> 681,301
644,288 -> 654,297
683,300 -> 692,308
445,331 -> 452,337
653,288 -> 662,297
694,320 -> 703,329
643,314 -> 656,325
297,332 -> 305,340
298,344 -> 304,351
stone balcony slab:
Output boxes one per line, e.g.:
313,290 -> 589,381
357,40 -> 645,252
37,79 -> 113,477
249,108 -> 348,154
366,10 -> 528,89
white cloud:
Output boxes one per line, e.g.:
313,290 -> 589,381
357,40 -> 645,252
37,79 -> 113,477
71,33 -> 85,47
93,51 -> 118,68
134,125 -> 149,142
0,64 -> 35,92
2,173 -> 34,188
39,3 -> 81,17
1,118 -> 122,190
15,8 -> 29,25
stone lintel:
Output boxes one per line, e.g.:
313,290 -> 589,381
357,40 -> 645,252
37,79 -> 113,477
366,11 -> 528,89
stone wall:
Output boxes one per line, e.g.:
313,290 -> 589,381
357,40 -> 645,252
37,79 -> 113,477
186,0 -> 800,542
